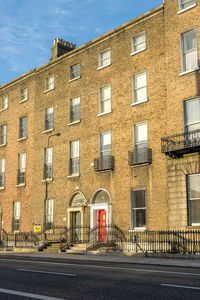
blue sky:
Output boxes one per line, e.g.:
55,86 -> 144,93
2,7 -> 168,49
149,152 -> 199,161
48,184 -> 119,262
0,0 -> 162,85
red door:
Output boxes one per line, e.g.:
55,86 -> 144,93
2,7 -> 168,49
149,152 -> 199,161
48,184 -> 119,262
98,210 -> 106,242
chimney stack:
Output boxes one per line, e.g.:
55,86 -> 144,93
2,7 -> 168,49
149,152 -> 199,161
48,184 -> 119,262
51,38 -> 76,61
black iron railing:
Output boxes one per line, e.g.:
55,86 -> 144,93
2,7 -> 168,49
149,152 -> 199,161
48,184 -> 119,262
161,129 -> 200,158
94,155 -> 115,172
128,148 -> 152,166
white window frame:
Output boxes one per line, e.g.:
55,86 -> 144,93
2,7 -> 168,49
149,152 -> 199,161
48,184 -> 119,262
70,64 -> 80,80
0,124 -> 7,146
44,147 -> 53,179
45,107 -> 54,131
99,84 -> 111,115
17,153 -> 26,185
70,97 -> 80,123
20,88 -> 28,103
178,0 -> 196,13
100,131 -> 111,157
45,75 -> 54,92
0,158 -> 5,189
131,32 -> 146,56
184,97 -> 200,132
70,140 -> 80,175
1,96 -> 8,111
180,29 -> 198,74
45,199 -> 54,227
19,117 -> 27,139
98,48 -> 111,69
132,70 -> 148,105
12,201 -> 20,232
134,121 -> 148,150
130,188 -> 146,230
187,174 -> 200,226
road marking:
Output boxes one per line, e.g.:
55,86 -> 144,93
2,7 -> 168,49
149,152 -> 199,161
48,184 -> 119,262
0,288 -> 65,300
0,258 -> 199,277
18,268 -> 76,276
161,284 -> 200,290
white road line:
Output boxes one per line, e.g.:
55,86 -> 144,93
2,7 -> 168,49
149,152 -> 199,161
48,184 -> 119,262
161,284 -> 200,290
0,258 -> 199,277
18,268 -> 76,276
0,288 -> 65,300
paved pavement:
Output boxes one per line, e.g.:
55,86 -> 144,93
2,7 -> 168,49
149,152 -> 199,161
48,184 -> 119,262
0,251 -> 200,268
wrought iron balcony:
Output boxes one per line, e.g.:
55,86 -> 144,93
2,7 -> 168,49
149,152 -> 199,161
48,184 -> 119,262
128,148 -> 152,166
94,155 -> 115,172
161,129 -> 200,158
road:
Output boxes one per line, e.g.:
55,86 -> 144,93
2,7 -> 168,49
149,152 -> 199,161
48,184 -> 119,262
0,256 -> 199,299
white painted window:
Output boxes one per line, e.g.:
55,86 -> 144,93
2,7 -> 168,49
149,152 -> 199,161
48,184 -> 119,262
45,107 -> 54,130
130,189 -> 146,229
45,199 -> 54,229
45,75 -> 54,91
44,147 -> 53,179
70,140 -> 80,175
100,84 -> 111,113
179,0 -> 195,11
18,153 -> 26,184
184,97 -> 200,132
99,49 -> 111,68
132,32 -> 146,54
0,158 -> 5,188
0,125 -> 7,145
70,64 -> 80,79
1,96 -> 8,110
70,97 -> 80,122
187,174 -> 200,226
20,88 -> 28,102
19,117 -> 27,139
134,121 -> 148,150
100,132 -> 111,157
13,202 -> 20,231
133,71 -> 147,104
181,29 -> 198,72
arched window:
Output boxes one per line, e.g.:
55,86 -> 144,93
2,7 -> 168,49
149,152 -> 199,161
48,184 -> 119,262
92,190 -> 110,204
70,193 -> 87,207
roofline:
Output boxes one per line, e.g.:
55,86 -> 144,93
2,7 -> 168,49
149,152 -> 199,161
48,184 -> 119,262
0,4 -> 163,91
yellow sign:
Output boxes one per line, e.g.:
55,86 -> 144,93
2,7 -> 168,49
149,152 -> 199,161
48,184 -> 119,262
33,225 -> 42,233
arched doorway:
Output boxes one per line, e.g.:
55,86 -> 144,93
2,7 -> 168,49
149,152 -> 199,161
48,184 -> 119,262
67,192 -> 87,242
90,189 -> 112,241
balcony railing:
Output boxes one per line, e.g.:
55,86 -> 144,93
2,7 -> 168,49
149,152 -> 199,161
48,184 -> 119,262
128,148 -> 152,166
94,155 -> 115,172
161,129 -> 200,158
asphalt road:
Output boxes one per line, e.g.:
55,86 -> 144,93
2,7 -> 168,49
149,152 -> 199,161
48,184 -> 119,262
0,257 -> 199,299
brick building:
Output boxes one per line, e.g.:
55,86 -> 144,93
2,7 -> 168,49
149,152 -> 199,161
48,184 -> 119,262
0,0 -> 199,237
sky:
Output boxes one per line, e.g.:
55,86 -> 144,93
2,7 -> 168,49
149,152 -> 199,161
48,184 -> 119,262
0,0 -> 162,86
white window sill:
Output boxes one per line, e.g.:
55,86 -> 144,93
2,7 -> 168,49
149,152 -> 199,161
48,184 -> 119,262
16,183 -> 25,188
17,137 -> 27,142
129,228 -> 146,232
68,76 -> 81,83
130,48 -> 147,56
131,163 -> 150,168
43,129 -> 54,134
97,110 -> 112,117
42,178 -> 53,182
179,67 -> 199,76
177,3 -> 196,14
68,120 -> 81,126
0,187 -> 5,190
0,143 -> 6,148
97,63 -> 112,71
44,87 -> 55,93
0,108 -> 8,112
19,99 -> 28,104
191,223 -> 200,226
131,99 -> 148,107
67,174 -> 80,178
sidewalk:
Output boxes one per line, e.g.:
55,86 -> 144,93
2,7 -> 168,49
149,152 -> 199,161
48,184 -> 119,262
0,251 -> 200,269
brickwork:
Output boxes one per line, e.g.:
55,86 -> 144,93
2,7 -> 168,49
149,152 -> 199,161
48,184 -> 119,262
0,0 -> 199,234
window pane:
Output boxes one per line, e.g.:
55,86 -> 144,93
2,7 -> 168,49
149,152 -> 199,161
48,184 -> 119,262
185,98 -> 200,126
1,158 -> 5,172
46,148 -> 52,163
100,86 -> 111,100
135,72 -> 146,89
183,30 -> 197,51
133,190 -> 145,208
191,200 -> 200,224
19,153 -> 26,169
102,99 -> 111,112
136,87 -> 147,102
71,141 -> 79,158
135,123 -> 147,144
133,209 -> 146,227
189,174 -> 200,199
100,49 -> 110,67
185,50 -> 198,71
